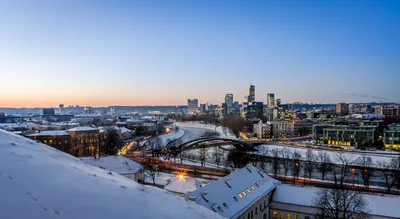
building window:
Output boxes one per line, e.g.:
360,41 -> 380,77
273,211 -> 277,218
251,185 -> 256,190
238,193 -> 243,199
223,203 -> 228,208
260,204 -> 262,211
305,216 -> 310,219
247,188 -> 251,193
287,214 -> 290,219
280,212 -> 284,219
248,213 -> 250,219
264,200 -> 266,208
294,215 -> 298,219
233,196 -> 239,201
242,191 -> 247,196
255,207 -> 258,215
251,210 -> 253,218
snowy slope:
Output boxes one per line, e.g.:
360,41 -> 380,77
0,130 -> 224,219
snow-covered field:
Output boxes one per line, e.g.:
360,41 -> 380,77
257,144 -> 398,166
0,130 -> 224,219
175,122 -> 237,139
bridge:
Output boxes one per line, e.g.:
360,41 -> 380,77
165,137 -> 263,156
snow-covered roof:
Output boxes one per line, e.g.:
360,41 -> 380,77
0,122 -> 32,131
185,165 -> 280,218
273,184 -> 400,218
0,130 -> 223,219
119,127 -> 132,134
80,156 -> 142,174
67,127 -> 98,132
27,131 -> 70,137
350,113 -> 385,119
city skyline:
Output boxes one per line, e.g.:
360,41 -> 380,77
1,0 -> 399,107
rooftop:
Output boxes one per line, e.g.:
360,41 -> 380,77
67,127 -> 98,132
80,156 -> 142,174
0,129 -> 223,219
185,165 -> 280,218
27,130 -> 70,137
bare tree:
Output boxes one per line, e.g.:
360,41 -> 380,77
209,146 -> 224,168
270,148 -> 281,177
197,143 -> 209,167
305,148 -> 315,179
280,148 -> 292,176
291,150 -> 302,183
258,147 -> 269,171
333,153 -> 353,189
355,155 -> 374,188
313,188 -> 370,219
316,152 -> 333,181
143,160 -> 159,186
377,157 -> 400,194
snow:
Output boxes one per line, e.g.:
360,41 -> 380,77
67,126 -> 98,132
185,165 -> 280,218
175,122 -> 237,139
272,184 -> 400,218
80,156 -> 142,174
27,131 -> 69,137
257,144 -> 397,167
159,129 -> 185,146
164,176 -> 198,194
0,122 -> 32,131
0,129 -> 224,219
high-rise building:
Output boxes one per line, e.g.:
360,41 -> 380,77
59,104 -> 64,114
276,99 -> 281,107
84,107 -> 94,114
248,85 -> 255,104
336,103 -> 349,116
267,93 -> 275,108
225,94 -> 234,108
187,99 -> 199,114
199,103 -> 209,114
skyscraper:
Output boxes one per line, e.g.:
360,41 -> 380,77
225,94 -> 234,108
267,93 -> 275,108
248,85 -> 255,104
187,99 -> 199,114
276,99 -> 281,107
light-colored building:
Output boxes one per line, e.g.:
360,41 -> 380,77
267,121 -> 294,138
186,165 -> 280,219
373,105 -> 400,119
81,156 -> 143,182
254,121 -> 272,139
188,99 -> 199,114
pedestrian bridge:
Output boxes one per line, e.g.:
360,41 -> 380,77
166,137 -> 262,155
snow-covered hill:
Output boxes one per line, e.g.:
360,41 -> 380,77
0,130 -> 224,219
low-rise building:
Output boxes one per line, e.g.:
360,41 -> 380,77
80,156 -> 143,182
186,165 -> 280,219
373,105 -> 400,119
384,123 -> 400,150
26,130 -> 71,152
313,124 -> 379,147
267,121 -> 294,138
67,127 -> 102,156
253,121 -> 272,139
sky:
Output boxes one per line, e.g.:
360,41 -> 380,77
0,0 -> 399,107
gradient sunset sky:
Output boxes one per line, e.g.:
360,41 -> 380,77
0,0 -> 399,107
